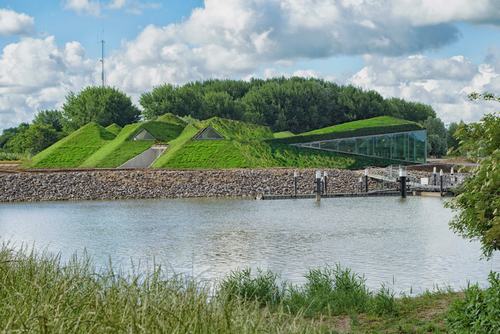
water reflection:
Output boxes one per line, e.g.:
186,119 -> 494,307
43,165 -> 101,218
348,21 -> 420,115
0,197 -> 498,294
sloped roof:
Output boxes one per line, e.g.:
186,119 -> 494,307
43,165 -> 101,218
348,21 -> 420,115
194,126 -> 224,140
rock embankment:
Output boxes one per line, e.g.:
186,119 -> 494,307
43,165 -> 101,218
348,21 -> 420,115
0,169 -> 367,202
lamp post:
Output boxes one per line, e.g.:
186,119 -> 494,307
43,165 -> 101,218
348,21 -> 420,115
324,171 -> 328,195
364,169 -> 369,193
399,166 -> 407,198
315,171 -> 322,202
293,171 -> 298,197
440,169 -> 444,196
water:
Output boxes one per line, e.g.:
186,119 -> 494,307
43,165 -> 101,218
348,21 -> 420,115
1,197 -> 498,294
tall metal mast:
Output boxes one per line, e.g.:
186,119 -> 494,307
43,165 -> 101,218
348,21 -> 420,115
100,39 -> 105,87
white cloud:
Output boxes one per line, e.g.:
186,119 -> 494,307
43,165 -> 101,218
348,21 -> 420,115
64,0 -> 160,16
0,8 -> 35,36
0,37 -> 96,129
64,0 -> 101,16
349,53 -> 500,123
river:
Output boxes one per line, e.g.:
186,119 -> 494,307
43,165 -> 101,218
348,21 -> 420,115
1,196 -> 498,294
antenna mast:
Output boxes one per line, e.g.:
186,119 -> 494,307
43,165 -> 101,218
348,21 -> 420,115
100,39 -> 105,87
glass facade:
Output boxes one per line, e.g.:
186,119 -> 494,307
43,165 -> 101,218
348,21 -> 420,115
294,130 -> 427,163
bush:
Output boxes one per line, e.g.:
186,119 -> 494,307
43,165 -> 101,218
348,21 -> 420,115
284,265 -> 371,316
447,271 -> 500,333
219,268 -> 283,306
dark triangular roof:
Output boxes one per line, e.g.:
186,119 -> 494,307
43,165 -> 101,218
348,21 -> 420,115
194,126 -> 224,140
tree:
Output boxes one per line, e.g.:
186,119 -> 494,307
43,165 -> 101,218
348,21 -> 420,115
447,113 -> 500,257
33,110 -> 64,132
140,84 -> 177,120
0,123 -> 29,150
201,91 -> 242,119
5,124 -> 60,155
423,117 -> 447,157
62,86 -> 140,132
446,122 -> 462,154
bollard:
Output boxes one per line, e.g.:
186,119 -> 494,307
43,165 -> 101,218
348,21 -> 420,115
315,171 -> 322,202
433,167 -> 437,186
364,169 -> 369,193
440,169 -> 444,196
450,167 -> 454,186
324,171 -> 328,195
358,176 -> 363,193
399,167 -> 407,198
293,171 -> 298,197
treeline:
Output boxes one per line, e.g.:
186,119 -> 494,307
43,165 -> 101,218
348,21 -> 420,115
140,77 -> 436,133
1,78 -> 458,158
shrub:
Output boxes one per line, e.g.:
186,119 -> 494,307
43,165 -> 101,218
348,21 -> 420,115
446,271 -> 500,333
219,268 -> 283,306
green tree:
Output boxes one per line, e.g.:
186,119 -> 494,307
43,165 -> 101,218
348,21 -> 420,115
423,117 -> 447,157
62,86 -> 140,132
33,110 -> 64,132
140,84 -> 177,120
0,123 -> 29,150
6,124 -> 60,155
201,91 -> 242,119
447,113 -> 500,257
446,122 -> 462,154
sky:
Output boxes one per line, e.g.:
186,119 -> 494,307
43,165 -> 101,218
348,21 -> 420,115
0,0 -> 499,131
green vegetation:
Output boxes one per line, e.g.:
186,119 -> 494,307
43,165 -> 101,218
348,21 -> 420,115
156,112 -> 188,127
105,123 -> 122,135
152,117 -> 398,169
0,151 -> 26,161
140,78 -> 436,133
271,116 -> 422,145
62,86 -> 140,132
447,113 -> 500,256
82,121 -> 185,168
273,131 -> 295,139
447,272 -> 500,333
1,245 -> 468,333
29,123 -> 116,168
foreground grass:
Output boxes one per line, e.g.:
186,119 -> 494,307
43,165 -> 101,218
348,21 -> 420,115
0,246 -> 467,333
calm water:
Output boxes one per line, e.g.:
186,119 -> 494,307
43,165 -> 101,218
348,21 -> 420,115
0,197 -> 498,294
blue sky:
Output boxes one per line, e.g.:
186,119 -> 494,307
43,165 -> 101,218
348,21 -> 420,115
0,0 -> 499,129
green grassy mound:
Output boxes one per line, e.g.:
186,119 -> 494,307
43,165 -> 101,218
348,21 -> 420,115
82,121 -> 185,168
272,116 -> 423,144
273,131 -> 295,139
105,123 -> 122,136
153,117 -> 396,169
29,123 -> 116,168
156,113 -> 187,127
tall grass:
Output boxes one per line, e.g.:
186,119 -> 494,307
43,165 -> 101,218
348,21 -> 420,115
1,245 -> 468,333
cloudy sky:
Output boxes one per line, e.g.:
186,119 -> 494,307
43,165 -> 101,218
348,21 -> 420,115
0,0 -> 499,130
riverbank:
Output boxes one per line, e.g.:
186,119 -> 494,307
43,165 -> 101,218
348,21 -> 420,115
0,168 -> 371,202
0,245 -> 464,333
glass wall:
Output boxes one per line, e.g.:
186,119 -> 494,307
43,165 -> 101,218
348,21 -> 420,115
295,130 -> 427,163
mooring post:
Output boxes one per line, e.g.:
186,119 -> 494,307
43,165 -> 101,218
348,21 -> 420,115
315,170 -> 322,202
399,166 -> 407,198
364,169 -> 369,193
440,169 -> 444,196
293,171 -> 298,197
433,167 -> 437,186
324,171 -> 328,195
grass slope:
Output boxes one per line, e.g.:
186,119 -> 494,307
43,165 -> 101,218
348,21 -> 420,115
273,131 -> 295,139
156,113 -> 187,127
273,116 -> 423,144
154,117 -> 396,169
82,121 -> 185,168
29,123 -> 116,168
105,123 -> 122,136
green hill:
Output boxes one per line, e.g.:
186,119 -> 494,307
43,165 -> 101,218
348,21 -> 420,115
29,123 -> 116,168
81,121 -> 185,168
156,113 -> 188,127
105,123 -> 122,136
152,117 -> 396,169
273,131 -> 295,139
272,116 -> 423,144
